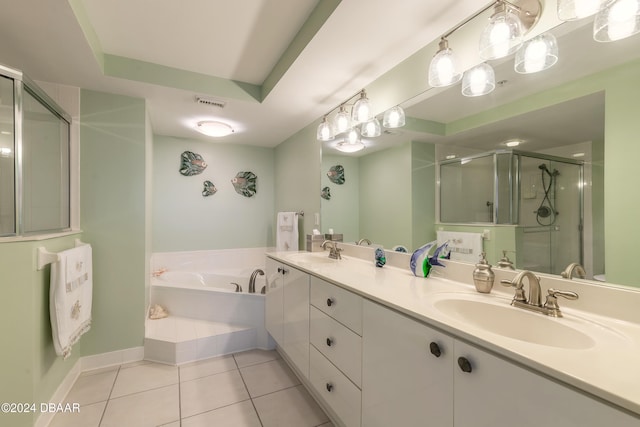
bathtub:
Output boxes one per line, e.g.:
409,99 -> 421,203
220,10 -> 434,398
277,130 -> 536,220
154,269 -> 267,294
149,248 -> 275,356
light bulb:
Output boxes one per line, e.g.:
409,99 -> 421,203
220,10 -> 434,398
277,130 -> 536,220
351,91 -> 372,123
428,39 -> 462,87
334,105 -> 351,134
462,63 -> 495,97
317,116 -> 334,141
515,33 -> 558,74
479,4 -> 524,60
361,118 -> 381,137
346,129 -> 359,145
383,105 -> 406,128
558,0 -> 612,20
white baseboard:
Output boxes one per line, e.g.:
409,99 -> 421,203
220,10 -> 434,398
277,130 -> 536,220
36,346 -> 144,427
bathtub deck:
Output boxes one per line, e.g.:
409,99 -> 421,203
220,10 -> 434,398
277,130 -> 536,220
144,316 -> 256,365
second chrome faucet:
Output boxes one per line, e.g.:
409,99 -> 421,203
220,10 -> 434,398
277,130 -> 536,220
500,270 -> 578,317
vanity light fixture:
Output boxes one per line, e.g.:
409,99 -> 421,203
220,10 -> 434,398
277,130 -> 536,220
514,32 -> 559,73
479,0 -> 542,60
383,105 -> 406,128
317,116 -> 335,141
428,38 -> 462,87
351,90 -> 373,123
593,0 -> 640,42
462,63 -> 496,97
196,120 -> 234,137
558,0 -> 613,21
361,117 -> 382,137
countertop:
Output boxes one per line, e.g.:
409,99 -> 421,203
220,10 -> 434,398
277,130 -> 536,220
267,250 -> 640,417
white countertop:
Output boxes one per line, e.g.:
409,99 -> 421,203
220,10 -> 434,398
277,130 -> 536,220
267,250 -> 640,417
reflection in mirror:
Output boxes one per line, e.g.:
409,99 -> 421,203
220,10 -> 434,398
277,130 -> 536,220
321,20 -> 640,286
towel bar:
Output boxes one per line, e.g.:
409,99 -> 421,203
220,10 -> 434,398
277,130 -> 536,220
37,239 -> 89,270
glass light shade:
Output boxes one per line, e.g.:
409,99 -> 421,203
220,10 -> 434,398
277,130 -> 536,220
335,140 -> 365,153
317,117 -> 334,141
361,117 -> 381,137
351,91 -> 372,123
334,105 -> 351,134
461,63 -> 496,97
558,0 -> 612,20
479,6 -> 524,60
594,0 -> 640,42
514,33 -> 558,74
196,121 -> 234,137
428,39 -> 462,87
383,105 -> 406,128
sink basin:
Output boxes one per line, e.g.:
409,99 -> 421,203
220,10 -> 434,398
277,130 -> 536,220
432,293 -> 596,350
285,252 -> 339,265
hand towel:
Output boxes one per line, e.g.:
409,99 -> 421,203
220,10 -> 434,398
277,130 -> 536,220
50,244 -> 93,359
276,212 -> 299,251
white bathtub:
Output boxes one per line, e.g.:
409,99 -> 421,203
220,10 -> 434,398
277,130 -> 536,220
154,269 -> 267,294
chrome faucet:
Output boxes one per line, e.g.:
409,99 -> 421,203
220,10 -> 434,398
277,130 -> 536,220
249,269 -> 264,293
321,240 -> 342,259
501,270 -> 578,317
357,238 -> 371,246
561,263 -> 586,279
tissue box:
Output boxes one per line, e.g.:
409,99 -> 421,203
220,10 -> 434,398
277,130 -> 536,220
324,233 -> 343,242
306,235 -> 325,252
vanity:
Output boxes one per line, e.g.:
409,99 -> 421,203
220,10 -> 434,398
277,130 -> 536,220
265,248 -> 640,427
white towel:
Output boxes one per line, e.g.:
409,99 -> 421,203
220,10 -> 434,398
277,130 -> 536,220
437,231 -> 483,263
276,212 -> 299,251
50,244 -> 93,359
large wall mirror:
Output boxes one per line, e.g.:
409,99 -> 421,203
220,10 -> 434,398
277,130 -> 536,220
320,20 -> 640,288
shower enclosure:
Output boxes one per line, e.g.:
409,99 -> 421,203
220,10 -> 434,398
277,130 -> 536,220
439,150 -> 583,275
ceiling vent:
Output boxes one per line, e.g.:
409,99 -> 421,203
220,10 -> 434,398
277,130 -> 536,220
195,96 -> 226,109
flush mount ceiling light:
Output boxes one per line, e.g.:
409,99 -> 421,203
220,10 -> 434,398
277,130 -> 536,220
383,105 -> 406,128
514,32 -> 559,73
479,0 -> 541,60
335,128 -> 365,153
317,116 -> 334,141
196,121 -> 234,137
428,38 -> 463,87
505,139 -> 522,147
593,0 -> 640,42
351,90 -> 373,123
462,63 -> 496,97
558,0 -> 613,20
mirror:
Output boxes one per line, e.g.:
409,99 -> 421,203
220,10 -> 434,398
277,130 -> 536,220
320,20 -> 640,287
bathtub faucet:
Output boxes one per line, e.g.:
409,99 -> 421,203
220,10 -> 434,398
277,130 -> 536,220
249,269 -> 265,293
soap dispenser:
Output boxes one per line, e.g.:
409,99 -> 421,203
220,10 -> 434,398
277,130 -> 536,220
497,250 -> 515,270
473,252 -> 494,293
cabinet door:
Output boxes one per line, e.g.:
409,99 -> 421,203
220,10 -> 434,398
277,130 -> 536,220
282,264 -> 310,378
453,340 -> 640,427
362,300 -> 454,427
265,258 -> 284,346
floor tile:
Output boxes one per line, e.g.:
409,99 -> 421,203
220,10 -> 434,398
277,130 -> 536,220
64,369 -> 117,406
234,349 -> 280,368
110,363 -> 178,398
158,422 -> 180,427
316,422 -> 335,427
240,358 -> 300,397
100,384 -> 179,427
253,385 -> 329,427
180,369 -> 250,418
181,400 -> 262,427
180,354 -> 237,381
48,401 -> 106,427
79,365 -> 119,377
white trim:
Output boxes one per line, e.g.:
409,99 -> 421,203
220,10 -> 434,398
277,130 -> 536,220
34,359 -> 81,427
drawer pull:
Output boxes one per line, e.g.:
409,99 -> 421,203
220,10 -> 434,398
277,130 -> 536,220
326,298 -> 334,307
457,357 -> 473,373
326,383 -> 334,392
326,337 -> 333,347
429,342 -> 442,358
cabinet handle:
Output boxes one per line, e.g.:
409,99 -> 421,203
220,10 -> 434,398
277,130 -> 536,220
326,383 -> 334,392
326,337 -> 333,347
429,342 -> 442,358
277,267 -> 282,273
326,298 -> 334,307
281,268 -> 289,275
457,357 -> 473,373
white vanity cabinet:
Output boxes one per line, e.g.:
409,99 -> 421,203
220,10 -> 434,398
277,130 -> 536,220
363,299 -> 639,427
264,257 -> 310,378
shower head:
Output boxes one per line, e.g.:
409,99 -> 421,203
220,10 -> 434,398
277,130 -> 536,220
538,163 -> 548,171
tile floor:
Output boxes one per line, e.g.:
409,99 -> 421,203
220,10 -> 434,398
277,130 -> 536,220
49,349 -> 333,427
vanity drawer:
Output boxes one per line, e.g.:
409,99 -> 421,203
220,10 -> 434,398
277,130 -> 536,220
309,345 -> 362,427
310,306 -> 362,387
310,276 -> 362,335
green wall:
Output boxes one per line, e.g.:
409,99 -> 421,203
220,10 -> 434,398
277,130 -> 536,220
321,154 -> 360,243
152,135 -> 275,251
79,89 -> 147,355
274,124 -> 321,249
0,235 -> 81,427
